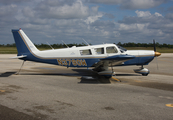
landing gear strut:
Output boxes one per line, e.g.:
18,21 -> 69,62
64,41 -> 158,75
15,60 -> 26,75
95,61 -> 114,78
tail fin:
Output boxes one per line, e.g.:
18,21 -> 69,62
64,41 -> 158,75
11,28 -> 39,56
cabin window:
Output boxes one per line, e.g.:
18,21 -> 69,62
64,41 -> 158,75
106,46 -> 118,53
80,49 -> 92,55
94,48 -> 104,54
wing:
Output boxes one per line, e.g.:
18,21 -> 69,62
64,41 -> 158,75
93,55 -> 135,72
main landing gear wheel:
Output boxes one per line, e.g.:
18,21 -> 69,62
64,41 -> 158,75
104,76 -> 112,79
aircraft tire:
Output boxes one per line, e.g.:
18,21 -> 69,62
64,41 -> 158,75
104,76 -> 112,78
142,73 -> 148,76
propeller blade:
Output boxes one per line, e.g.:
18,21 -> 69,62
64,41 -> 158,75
153,39 -> 160,70
153,39 -> 161,57
153,39 -> 156,52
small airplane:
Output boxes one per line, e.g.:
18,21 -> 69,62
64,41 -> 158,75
11,28 -> 161,78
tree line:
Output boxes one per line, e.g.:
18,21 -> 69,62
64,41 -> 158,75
116,42 -> 173,48
0,42 -> 173,48
0,43 -> 87,48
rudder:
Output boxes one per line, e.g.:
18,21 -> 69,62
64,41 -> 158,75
11,29 -> 39,56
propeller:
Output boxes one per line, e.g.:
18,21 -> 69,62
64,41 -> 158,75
153,39 -> 156,52
153,39 -> 161,57
153,39 -> 161,69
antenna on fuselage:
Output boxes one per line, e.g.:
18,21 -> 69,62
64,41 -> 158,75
82,38 -> 90,46
46,42 -> 54,50
61,40 -> 69,48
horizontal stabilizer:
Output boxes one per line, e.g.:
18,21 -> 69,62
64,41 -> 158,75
10,55 -> 27,59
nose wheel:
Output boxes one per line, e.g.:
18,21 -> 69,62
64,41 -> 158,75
142,73 -> 149,76
134,65 -> 150,76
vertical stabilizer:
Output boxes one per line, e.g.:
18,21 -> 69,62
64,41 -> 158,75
12,28 -> 39,56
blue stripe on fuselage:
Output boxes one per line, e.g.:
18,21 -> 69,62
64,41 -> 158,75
20,53 -> 100,67
123,56 -> 154,66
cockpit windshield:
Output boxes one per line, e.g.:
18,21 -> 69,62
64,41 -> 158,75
116,45 -> 127,53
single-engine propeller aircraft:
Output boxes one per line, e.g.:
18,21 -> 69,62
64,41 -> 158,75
11,28 -> 161,78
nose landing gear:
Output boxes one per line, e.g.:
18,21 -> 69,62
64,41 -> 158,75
134,65 -> 150,76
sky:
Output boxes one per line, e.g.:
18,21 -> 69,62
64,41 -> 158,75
0,0 -> 173,45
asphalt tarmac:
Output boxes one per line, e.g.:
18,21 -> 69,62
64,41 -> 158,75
0,54 -> 173,120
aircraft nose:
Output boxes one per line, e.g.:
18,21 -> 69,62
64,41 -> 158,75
155,52 -> 161,57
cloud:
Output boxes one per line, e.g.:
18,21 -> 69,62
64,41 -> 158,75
5,0 -> 104,44
154,12 -> 163,17
34,0 -> 97,19
84,13 -> 103,24
0,4 -> 17,17
22,7 -> 35,18
0,4 -> 18,26
117,10 -> 173,43
87,0 -> 168,9
0,0 -> 172,45
87,0 -> 121,4
120,0 -> 168,9
0,0 -> 31,5
135,10 -> 151,17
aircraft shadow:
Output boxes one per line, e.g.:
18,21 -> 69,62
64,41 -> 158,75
79,76 -> 111,84
115,74 -> 141,76
18,72 -> 82,77
72,69 -> 112,84
3,69 -> 140,84
10,68 -> 112,84
71,69 -> 97,76
18,68 -> 96,77
0,72 -> 16,77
